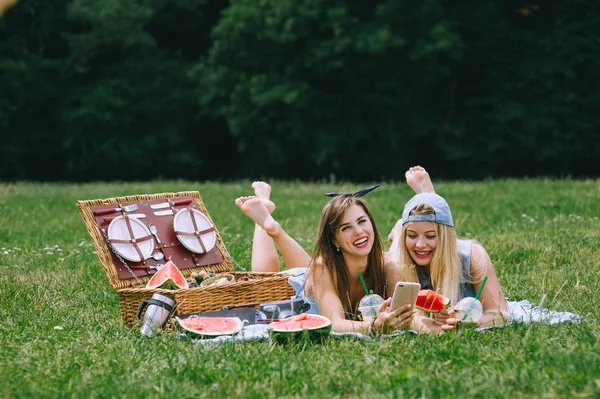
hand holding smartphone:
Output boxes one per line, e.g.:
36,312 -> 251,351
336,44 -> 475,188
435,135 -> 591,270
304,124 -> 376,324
391,281 -> 421,310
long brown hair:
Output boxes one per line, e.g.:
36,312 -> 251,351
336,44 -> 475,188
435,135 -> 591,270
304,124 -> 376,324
309,195 -> 387,315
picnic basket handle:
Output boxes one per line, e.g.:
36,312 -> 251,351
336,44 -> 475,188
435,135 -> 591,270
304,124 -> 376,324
136,299 -> 152,321
298,300 -> 311,313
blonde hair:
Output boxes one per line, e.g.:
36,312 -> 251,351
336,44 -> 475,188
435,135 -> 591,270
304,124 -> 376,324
397,203 -> 464,305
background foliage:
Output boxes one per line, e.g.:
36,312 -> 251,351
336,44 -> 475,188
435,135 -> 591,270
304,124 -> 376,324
1,0 -> 599,182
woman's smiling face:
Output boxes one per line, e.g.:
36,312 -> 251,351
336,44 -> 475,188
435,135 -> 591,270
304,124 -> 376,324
333,204 -> 374,256
405,221 -> 437,267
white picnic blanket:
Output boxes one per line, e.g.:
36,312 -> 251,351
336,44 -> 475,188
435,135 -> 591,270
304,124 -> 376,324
506,299 -> 584,325
176,300 -> 585,344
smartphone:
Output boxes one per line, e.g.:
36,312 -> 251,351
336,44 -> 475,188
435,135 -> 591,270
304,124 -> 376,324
391,281 -> 421,310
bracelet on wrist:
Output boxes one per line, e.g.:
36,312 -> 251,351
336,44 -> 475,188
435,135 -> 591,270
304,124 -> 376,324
368,318 -> 377,337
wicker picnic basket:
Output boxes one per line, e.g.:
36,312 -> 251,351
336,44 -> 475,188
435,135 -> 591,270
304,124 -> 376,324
77,190 -> 295,326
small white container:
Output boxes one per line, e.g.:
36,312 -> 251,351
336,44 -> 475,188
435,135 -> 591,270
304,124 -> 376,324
454,297 -> 483,323
358,294 -> 384,322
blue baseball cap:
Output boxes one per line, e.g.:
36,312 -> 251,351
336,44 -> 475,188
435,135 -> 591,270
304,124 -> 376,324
401,192 -> 454,227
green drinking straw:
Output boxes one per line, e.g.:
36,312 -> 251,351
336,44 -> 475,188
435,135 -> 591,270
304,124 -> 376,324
462,275 -> 488,321
475,276 -> 488,300
358,271 -> 369,297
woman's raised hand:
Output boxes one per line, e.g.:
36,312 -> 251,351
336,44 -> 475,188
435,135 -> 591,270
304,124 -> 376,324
372,298 -> 416,334
432,307 -> 455,325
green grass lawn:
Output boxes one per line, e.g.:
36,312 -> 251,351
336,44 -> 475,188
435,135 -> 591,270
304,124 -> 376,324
1,178 -> 599,398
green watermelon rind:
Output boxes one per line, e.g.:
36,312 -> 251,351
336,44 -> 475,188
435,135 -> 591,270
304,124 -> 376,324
174,316 -> 243,338
156,278 -> 183,290
268,314 -> 332,344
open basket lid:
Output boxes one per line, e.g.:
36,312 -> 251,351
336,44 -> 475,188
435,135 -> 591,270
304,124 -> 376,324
107,216 -> 154,262
76,190 -> 234,289
173,208 -> 217,254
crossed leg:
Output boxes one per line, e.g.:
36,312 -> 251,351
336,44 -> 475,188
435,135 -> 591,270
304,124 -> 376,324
388,165 -> 436,244
235,182 -> 311,272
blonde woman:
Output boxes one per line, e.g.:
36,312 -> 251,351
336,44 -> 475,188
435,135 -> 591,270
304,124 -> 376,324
387,186 -> 509,330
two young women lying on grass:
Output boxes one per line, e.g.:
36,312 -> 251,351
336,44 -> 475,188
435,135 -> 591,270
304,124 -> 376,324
235,166 -> 508,335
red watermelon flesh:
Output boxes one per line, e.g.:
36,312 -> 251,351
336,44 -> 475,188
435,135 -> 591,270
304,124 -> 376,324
175,316 -> 243,337
146,260 -> 189,289
415,289 -> 451,312
269,313 -> 331,343
271,313 -> 328,331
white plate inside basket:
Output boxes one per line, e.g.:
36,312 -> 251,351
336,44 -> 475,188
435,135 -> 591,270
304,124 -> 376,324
107,216 -> 154,262
173,208 -> 216,254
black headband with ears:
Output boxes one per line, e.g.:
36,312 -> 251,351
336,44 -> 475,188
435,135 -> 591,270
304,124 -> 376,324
323,184 -> 380,198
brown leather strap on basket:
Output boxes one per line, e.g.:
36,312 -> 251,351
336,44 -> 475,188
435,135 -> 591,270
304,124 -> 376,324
84,192 -> 229,283
108,215 -> 153,261
174,209 -> 216,253
175,227 -> 215,253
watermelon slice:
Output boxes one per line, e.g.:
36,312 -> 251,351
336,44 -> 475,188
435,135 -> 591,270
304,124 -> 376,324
269,313 -> 331,343
415,289 -> 451,312
175,316 -> 243,338
146,260 -> 189,290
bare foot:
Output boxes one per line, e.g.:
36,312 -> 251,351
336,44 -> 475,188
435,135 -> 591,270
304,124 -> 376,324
405,166 -> 435,194
235,197 -> 281,237
236,192 -> 275,214
252,181 -> 276,213
235,196 -> 254,209
252,181 -> 271,199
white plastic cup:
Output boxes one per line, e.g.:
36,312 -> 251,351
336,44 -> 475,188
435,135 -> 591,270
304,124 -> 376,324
358,294 -> 384,322
454,297 -> 483,323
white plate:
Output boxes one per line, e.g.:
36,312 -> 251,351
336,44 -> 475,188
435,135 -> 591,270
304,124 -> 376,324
107,216 -> 154,262
173,208 -> 216,254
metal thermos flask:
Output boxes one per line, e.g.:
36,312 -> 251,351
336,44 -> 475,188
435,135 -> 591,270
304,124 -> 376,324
136,293 -> 175,337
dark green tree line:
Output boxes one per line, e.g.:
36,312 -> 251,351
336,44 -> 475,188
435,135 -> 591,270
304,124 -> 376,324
1,0 -> 235,181
1,0 -> 598,181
